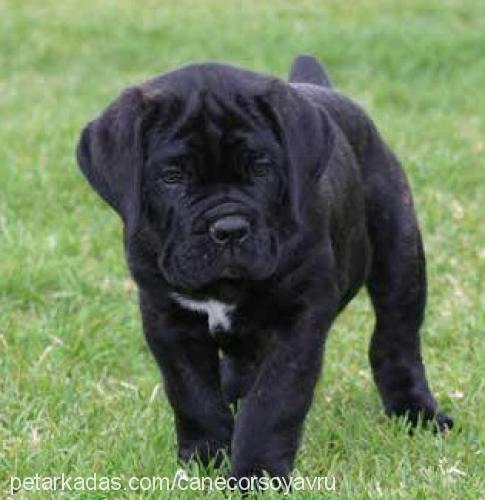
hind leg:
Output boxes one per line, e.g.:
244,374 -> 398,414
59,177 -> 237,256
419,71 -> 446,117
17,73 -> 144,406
364,139 -> 452,431
220,354 -> 257,408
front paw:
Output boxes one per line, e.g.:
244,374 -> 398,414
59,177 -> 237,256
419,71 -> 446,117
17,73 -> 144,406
178,438 -> 230,468
228,461 -> 291,493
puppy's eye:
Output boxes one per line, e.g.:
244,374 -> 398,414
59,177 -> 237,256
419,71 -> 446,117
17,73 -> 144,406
249,157 -> 272,177
160,166 -> 185,184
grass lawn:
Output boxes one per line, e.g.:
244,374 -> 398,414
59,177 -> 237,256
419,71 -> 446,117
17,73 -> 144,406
1,0 -> 484,498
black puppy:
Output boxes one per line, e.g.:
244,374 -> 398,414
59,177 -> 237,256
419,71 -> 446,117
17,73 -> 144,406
76,55 -> 452,480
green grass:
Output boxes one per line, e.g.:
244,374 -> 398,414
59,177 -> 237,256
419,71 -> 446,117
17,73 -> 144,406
1,0 -> 484,498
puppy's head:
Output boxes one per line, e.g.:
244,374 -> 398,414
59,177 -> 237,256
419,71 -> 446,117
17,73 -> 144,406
77,64 -> 334,294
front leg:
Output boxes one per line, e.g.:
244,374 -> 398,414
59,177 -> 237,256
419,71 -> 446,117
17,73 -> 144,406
140,291 -> 234,466
230,305 -> 336,480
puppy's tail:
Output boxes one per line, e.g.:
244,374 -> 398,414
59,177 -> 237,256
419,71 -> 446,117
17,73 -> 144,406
288,54 -> 332,87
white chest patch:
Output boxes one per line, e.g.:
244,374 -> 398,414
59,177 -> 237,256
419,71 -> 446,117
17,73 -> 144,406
171,293 -> 236,334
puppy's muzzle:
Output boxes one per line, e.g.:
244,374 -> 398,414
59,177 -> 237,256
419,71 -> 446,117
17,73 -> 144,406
209,215 -> 250,245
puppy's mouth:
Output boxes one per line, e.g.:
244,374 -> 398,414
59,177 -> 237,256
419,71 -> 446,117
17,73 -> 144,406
220,266 -> 248,280
179,277 -> 250,303
161,226 -> 279,298
193,267 -> 251,301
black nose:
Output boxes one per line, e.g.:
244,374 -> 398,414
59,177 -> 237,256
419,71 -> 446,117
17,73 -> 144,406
209,215 -> 250,244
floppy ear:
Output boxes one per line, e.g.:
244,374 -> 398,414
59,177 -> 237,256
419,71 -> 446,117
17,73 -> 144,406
260,82 -> 335,217
76,87 -> 149,236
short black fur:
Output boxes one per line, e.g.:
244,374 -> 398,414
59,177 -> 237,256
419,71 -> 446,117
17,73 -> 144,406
76,55 -> 453,482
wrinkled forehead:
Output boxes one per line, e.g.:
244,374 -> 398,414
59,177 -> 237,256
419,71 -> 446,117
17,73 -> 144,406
144,87 -> 281,161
